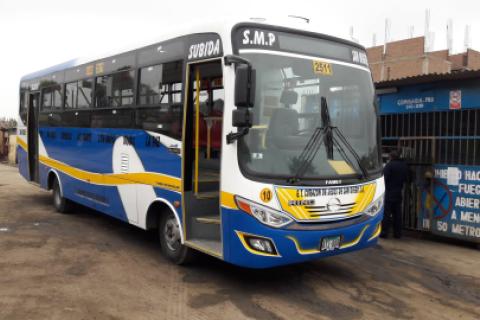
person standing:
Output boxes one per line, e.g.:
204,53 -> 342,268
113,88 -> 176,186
381,150 -> 409,239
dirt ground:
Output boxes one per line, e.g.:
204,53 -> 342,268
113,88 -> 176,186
0,163 -> 479,320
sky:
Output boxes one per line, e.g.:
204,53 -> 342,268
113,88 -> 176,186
1,0 -> 479,118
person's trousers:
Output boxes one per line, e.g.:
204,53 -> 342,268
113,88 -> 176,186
382,200 -> 403,238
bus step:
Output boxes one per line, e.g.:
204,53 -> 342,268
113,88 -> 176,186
187,238 -> 222,257
195,191 -> 219,199
195,215 -> 220,224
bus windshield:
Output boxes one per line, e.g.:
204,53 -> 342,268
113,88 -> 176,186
237,52 -> 381,182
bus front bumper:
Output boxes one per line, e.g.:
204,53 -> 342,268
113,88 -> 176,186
222,208 -> 383,268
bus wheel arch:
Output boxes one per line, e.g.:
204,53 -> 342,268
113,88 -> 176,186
47,169 -> 73,213
145,199 -> 184,243
47,169 -> 61,191
146,199 -> 193,264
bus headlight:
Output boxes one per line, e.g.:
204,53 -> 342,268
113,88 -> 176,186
235,196 -> 293,228
364,194 -> 384,217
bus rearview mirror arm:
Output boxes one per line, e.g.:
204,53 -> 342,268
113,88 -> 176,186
224,55 -> 252,67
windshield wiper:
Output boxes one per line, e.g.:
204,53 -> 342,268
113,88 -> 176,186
331,126 -> 368,179
287,126 -> 328,184
287,97 -> 368,183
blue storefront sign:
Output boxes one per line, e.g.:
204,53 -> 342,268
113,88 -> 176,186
379,82 -> 480,114
419,165 -> 480,242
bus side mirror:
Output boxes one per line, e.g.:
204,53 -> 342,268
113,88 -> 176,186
234,65 -> 256,108
224,54 -> 255,143
232,108 -> 252,128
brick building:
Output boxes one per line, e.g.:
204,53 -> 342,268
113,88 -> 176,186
0,127 -> 17,164
367,36 -> 480,82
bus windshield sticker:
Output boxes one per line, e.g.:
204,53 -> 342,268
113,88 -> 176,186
313,60 -> 333,76
86,65 -> 94,76
95,63 -> 104,74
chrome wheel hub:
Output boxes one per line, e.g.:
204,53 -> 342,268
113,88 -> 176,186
54,188 -> 61,207
164,217 -> 181,252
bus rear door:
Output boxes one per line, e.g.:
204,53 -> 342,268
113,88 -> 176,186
27,92 -> 40,183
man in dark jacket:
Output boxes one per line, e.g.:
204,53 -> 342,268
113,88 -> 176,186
381,150 -> 409,238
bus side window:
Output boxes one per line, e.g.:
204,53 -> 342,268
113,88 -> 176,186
19,90 -> 27,124
41,87 -> 52,111
65,82 -> 78,109
52,85 -> 62,110
95,70 -> 135,108
137,60 -> 183,140
77,79 -> 93,108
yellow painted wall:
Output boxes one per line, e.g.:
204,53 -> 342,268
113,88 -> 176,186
8,134 -> 17,165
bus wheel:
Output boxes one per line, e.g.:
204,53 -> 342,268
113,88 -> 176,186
52,178 -> 73,214
159,212 -> 193,264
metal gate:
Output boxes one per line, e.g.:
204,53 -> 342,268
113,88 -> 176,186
381,109 -> 480,232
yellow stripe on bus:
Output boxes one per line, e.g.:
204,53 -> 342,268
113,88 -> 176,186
17,136 -> 27,151
339,225 -> 369,249
17,137 -> 181,192
220,191 -> 237,209
350,184 -> 376,215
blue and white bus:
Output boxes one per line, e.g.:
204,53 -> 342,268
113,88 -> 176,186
17,18 -> 384,268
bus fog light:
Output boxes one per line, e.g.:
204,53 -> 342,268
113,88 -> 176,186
245,236 -> 277,255
364,194 -> 384,217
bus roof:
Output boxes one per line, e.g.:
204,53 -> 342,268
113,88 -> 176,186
20,16 -> 364,83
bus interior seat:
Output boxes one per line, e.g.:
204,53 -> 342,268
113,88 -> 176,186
212,99 -> 224,113
266,108 -> 299,149
280,90 -> 298,108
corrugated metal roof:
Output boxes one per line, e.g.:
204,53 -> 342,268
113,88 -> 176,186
375,69 -> 480,88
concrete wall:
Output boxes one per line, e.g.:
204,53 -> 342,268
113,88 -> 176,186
0,130 -> 7,158
8,134 -> 17,165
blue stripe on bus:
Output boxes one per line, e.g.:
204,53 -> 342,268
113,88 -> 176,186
39,127 -> 181,177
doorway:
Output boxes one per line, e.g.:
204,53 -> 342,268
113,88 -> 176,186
27,92 -> 40,183
182,59 -> 224,255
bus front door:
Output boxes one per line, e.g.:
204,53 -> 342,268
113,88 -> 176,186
27,92 -> 40,183
183,59 -> 224,257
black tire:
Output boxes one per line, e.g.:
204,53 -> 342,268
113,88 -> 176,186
52,178 -> 73,214
159,212 -> 194,264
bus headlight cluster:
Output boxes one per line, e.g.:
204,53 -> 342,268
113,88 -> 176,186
363,194 -> 384,217
235,196 -> 293,228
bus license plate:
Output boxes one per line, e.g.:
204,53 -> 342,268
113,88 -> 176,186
320,236 -> 341,252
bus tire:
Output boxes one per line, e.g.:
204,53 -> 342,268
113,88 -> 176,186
52,178 -> 73,214
159,212 -> 193,265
